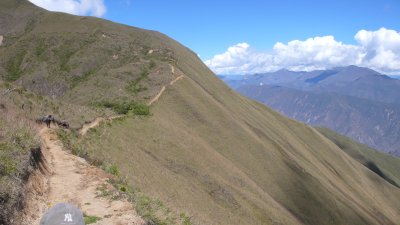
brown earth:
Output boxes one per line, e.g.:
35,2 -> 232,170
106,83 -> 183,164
18,127 -> 145,225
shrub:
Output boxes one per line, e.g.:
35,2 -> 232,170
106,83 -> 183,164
130,102 -> 150,116
5,51 -> 26,81
126,67 -> 150,94
180,213 -> 193,225
103,163 -> 120,176
149,60 -> 156,69
94,101 -> 150,116
0,155 -> 16,176
84,215 -> 101,224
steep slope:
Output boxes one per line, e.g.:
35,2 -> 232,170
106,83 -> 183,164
0,0 -> 178,106
1,1 -> 400,225
224,66 -> 400,156
316,127 -> 400,187
79,70 -> 400,225
236,85 -> 400,156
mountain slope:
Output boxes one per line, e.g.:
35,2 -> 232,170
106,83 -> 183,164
224,66 -> 400,156
316,127 -> 400,187
236,85 -> 400,156
79,76 -> 400,225
1,1 -> 400,225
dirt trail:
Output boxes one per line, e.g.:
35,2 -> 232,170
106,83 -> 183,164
80,64 -> 184,136
147,64 -> 184,106
79,115 -> 123,136
20,127 -> 145,225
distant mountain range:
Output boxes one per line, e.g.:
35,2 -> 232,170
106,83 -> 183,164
220,66 -> 400,156
2,1 -> 400,224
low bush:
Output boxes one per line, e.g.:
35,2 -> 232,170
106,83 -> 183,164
94,101 -> 150,116
84,214 -> 101,224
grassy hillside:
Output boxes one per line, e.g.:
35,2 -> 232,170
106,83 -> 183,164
0,85 -> 39,224
1,1 -> 400,225
0,0 -> 178,107
316,127 -> 400,187
236,84 -> 400,156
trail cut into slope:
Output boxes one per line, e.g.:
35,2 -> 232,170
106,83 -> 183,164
19,127 -> 145,225
147,64 -> 184,106
79,65 -> 184,136
79,116 -> 123,136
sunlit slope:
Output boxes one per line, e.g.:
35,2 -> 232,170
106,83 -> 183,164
317,127 -> 400,187
0,0 -> 180,105
82,66 -> 400,225
1,1 -> 399,224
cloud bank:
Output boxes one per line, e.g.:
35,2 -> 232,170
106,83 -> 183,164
28,0 -> 106,17
205,28 -> 400,75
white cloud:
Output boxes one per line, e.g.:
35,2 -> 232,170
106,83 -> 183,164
205,28 -> 400,75
28,0 -> 106,17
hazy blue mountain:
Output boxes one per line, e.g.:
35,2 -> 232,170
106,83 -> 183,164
221,66 -> 400,156
221,66 -> 400,105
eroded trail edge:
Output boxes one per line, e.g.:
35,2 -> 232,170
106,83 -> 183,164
20,127 -> 145,225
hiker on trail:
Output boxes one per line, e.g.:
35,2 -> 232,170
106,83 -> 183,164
43,115 -> 55,128
57,120 -> 69,129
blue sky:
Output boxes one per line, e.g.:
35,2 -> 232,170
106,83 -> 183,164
29,0 -> 400,74
103,0 -> 400,60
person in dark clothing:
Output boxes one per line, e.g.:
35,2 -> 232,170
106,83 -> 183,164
43,115 -> 54,128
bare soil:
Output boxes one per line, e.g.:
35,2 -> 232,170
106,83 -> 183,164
18,127 -> 145,225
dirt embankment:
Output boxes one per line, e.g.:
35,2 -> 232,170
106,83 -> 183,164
18,127 -> 145,225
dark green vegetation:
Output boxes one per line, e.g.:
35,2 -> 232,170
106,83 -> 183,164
224,66 -> 400,156
94,100 -> 150,115
84,214 -> 101,224
1,1 -> 400,225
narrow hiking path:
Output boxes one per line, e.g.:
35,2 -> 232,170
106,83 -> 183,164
79,64 -> 184,136
79,115 -> 123,136
147,64 -> 184,105
18,64 -> 184,224
20,127 -> 145,225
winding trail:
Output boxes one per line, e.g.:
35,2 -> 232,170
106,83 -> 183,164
20,64 -> 185,224
79,116 -> 123,136
79,64 -> 184,136
147,64 -> 184,106
20,127 -> 145,225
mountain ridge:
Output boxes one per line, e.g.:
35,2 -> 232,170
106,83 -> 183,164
223,66 -> 400,156
1,2 -> 400,225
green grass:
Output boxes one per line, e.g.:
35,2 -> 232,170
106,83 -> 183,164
35,39 -> 46,57
94,100 -> 150,115
56,129 -> 88,157
55,48 -> 77,72
5,51 -> 26,82
0,154 -> 16,176
126,67 -> 150,94
103,163 -> 120,176
0,89 -> 41,224
316,126 -> 400,187
180,213 -> 192,225
70,69 -> 97,87
1,2 -> 400,224
84,215 -> 101,224
56,120 -> 187,225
